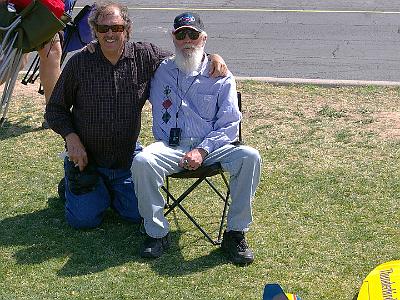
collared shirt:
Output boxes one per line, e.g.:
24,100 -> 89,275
149,55 -> 241,154
45,41 -> 171,169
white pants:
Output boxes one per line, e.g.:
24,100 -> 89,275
131,139 -> 262,238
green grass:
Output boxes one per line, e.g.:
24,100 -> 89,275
1,80 -> 399,299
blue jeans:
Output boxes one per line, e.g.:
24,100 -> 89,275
64,162 -> 141,229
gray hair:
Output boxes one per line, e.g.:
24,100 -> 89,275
88,1 -> 132,40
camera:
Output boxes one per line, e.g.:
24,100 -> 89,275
169,127 -> 181,146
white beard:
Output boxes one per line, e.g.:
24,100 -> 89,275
173,44 -> 204,75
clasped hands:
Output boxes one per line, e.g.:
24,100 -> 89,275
178,148 -> 207,171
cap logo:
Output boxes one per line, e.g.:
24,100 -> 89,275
179,15 -> 195,24
174,12 -> 204,31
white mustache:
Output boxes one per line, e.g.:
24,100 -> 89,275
183,44 -> 196,49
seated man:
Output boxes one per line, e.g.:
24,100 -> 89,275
132,12 -> 262,265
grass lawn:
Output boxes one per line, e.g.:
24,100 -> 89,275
0,80 -> 399,299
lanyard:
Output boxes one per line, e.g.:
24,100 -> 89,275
175,69 -> 200,127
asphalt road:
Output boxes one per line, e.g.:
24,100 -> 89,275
35,1 -> 400,81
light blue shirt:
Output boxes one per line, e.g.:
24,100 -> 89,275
149,55 -> 241,154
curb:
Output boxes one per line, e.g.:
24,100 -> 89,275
18,71 -> 400,87
236,76 -> 400,87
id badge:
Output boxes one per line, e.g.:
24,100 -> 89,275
168,128 -> 181,146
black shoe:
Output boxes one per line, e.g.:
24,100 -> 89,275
141,233 -> 171,258
41,120 -> 50,129
57,178 -> 66,201
221,230 -> 254,265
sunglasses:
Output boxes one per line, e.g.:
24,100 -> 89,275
96,24 -> 125,33
174,29 -> 200,40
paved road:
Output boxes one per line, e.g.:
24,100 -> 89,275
36,1 -> 400,81
102,1 -> 400,11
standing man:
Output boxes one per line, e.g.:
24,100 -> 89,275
132,12 -> 261,265
45,3 -> 227,229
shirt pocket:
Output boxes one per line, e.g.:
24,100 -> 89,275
194,94 -> 218,120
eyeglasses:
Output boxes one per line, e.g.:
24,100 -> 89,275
96,24 -> 125,33
174,29 -> 200,41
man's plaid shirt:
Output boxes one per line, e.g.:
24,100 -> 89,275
45,41 -> 171,169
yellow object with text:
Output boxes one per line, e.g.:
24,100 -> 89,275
358,260 -> 400,300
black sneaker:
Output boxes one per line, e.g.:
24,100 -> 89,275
57,178 -> 66,201
141,233 -> 171,258
41,120 -> 50,129
221,230 -> 254,265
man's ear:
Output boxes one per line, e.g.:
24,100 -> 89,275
202,34 -> 207,46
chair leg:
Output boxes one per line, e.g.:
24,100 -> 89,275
21,53 -> 39,85
175,199 -> 217,245
205,177 -> 229,203
215,191 -> 230,243
162,176 -> 220,244
165,176 -> 170,208
163,175 -> 205,214
216,173 -> 230,243
161,172 -> 231,245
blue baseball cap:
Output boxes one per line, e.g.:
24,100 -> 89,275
173,12 -> 204,33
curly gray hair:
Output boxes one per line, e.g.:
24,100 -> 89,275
88,1 -> 132,40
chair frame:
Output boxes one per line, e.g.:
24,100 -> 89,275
161,91 -> 242,245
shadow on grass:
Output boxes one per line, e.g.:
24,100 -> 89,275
145,212 -> 228,276
146,244 -> 226,277
0,118 -> 43,140
0,196 -> 226,277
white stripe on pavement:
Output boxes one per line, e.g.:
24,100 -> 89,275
74,6 -> 400,14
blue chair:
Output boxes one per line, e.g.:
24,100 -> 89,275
60,4 -> 93,62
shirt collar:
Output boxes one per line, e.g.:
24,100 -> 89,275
123,41 -> 135,58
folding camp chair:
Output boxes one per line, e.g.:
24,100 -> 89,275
161,91 -> 243,245
0,0 -> 68,125
21,4 -> 93,93
0,13 -> 24,125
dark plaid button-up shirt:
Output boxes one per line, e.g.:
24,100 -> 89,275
45,41 -> 171,169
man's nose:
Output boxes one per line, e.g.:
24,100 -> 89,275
183,34 -> 192,42
104,29 -> 114,36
